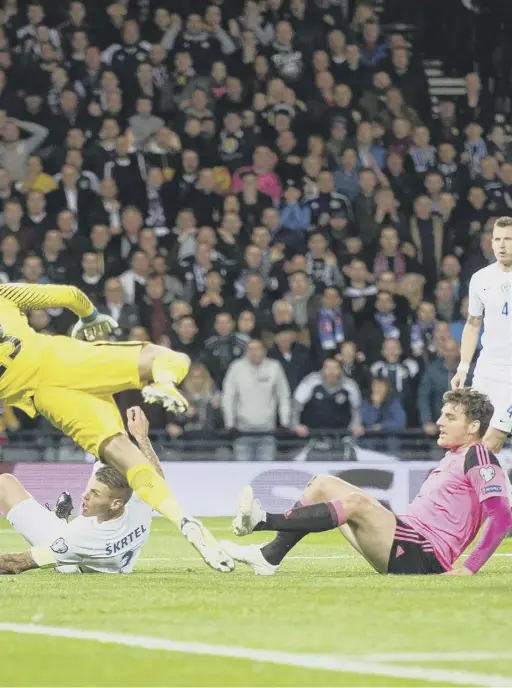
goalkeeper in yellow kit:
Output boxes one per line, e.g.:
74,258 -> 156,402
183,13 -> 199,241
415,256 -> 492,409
0,283 -> 234,573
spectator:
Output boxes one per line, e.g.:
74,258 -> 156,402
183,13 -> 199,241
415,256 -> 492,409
167,363 -> 222,439
373,226 -> 416,281
139,275 -> 170,344
98,277 -> 139,340
16,155 -> 57,195
128,326 -> 151,342
440,254 -> 462,300
370,337 -> 419,412
335,340 -> 371,395
202,312 -> 247,388
410,301 -> 437,358
222,338 -> 291,462
361,377 -> 407,433
354,168 -> 379,249
41,229 -> 69,285
119,250 -> 150,308
268,323 -> 312,393
364,290 -> 409,362
418,338 -> 460,437
307,170 -> 352,241
235,272 -> 273,332
0,117 -> 49,182
434,279 -> 458,322
0,198 -> 36,254
334,147 -> 361,202
279,181 -> 311,239
75,251 -> 104,303
20,255 -> 47,286
292,357 -> 364,438
25,189 -> 52,236
343,259 -> 377,317
89,224 -> 122,279
359,19 -> 388,69
237,310 -> 258,340
310,285 -> 356,365
409,195 -> 448,291
128,97 -> 164,151
237,170 -> 273,231
231,146 -> 282,204
284,270 -> 321,331
306,231 -> 344,293
48,163 -> 93,234
169,315 -> 202,360
0,235 -> 21,281
192,269 -> 231,335
271,299 -> 295,329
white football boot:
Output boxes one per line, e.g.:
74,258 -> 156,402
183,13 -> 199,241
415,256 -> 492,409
232,486 -> 266,536
180,517 -> 235,573
220,540 -> 279,576
142,381 -> 189,414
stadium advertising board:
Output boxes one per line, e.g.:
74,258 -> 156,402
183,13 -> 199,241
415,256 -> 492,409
7,461 -> 437,516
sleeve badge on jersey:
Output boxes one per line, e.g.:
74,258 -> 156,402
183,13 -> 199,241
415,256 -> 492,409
50,537 -> 69,554
479,466 -> 496,483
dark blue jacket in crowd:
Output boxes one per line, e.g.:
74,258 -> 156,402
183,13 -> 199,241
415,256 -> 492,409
360,397 -> 407,432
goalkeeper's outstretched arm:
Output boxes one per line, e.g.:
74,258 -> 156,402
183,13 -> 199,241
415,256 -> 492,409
0,284 -> 95,318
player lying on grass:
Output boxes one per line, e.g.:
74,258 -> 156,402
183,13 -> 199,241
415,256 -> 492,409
0,283 -> 233,573
223,389 -> 512,576
0,407 -> 214,575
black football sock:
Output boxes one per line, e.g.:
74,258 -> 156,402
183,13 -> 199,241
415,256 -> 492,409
255,501 -> 346,534
260,501 -> 307,566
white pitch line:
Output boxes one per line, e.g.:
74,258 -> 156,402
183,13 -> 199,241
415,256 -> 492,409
139,554 -> 354,564
362,652 -> 512,663
0,623 -> 510,687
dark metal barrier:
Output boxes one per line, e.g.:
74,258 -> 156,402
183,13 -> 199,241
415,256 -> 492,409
0,429 -> 443,462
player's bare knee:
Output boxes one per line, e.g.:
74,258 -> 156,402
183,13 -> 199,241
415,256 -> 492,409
304,474 -> 331,501
0,474 -> 28,513
343,491 -> 373,519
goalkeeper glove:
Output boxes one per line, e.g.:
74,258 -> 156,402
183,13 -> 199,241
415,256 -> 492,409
71,308 -> 118,341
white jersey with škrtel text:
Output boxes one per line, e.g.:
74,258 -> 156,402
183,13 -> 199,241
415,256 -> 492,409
49,495 -> 153,574
468,263 -> 512,367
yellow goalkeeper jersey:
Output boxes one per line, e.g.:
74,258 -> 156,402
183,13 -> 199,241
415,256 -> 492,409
0,284 -> 94,412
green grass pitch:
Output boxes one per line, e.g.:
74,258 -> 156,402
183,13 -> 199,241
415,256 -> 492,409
1,517 -> 512,687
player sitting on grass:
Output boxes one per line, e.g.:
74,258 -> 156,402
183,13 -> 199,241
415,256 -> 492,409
0,283 -> 233,573
223,389 -> 512,576
0,407 -> 205,575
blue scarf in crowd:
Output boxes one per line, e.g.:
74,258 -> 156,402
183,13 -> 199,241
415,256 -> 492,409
375,312 -> 400,339
318,307 -> 345,350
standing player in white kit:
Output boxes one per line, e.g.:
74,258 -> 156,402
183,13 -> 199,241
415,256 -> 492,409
0,407 -> 174,574
451,217 -> 512,456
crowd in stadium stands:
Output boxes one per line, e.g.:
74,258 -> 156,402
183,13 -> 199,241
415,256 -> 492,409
0,0 -> 510,452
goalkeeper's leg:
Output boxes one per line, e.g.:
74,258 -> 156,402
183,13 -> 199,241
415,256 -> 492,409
137,344 -> 191,414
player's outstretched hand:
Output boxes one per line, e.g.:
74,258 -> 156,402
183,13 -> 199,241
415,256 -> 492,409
450,371 -> 467,390
443,566 -> 473,576
127,406 -> 149,441
71,309 -> 118,341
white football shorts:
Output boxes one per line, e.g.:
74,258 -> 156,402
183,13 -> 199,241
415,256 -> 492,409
472,363 -> 512,434
6,498 -> 80,573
